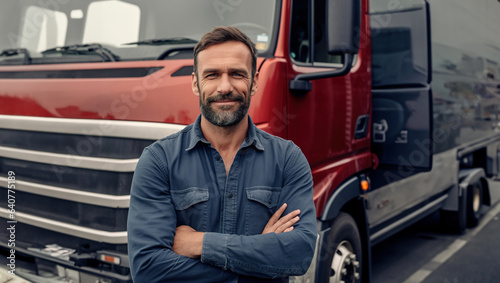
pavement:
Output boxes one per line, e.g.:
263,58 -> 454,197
373,180 -> 500,283
420,202 -> 500,283
0,267 -> 31,283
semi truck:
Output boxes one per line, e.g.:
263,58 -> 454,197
1,0 -> 499,282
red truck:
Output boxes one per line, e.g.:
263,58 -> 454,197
1,0 -> 499,282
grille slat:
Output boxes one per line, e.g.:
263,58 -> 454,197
0,128 -> 153,159
0,177 -> 129,208
1,158 -> 133,195
0,146 -> 138,172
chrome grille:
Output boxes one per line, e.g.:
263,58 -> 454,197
0,115 -> 184,245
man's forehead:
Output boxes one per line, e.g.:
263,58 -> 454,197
198,41 -> 251,59
197,42 -> 252,70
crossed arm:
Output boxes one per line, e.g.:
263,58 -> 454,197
173,203 -> 301,258
128,146 -> 317,282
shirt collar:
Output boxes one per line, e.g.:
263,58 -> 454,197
186,115 -> 264,151
243,116 -> 265,151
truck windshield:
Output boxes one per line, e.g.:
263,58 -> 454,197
0,0 -> 278,65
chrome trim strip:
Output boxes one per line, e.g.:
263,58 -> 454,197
0,146 -> 137,172
369,194 -> 448,242
0,177 -> 129,208
0,114 -> 185,140
0,208 -> 127,244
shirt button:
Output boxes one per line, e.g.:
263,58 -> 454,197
228,193 -> 233,198
215,156 -> 221,161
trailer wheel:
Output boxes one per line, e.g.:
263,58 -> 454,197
466,180 -> 483,227
324,213 -> 362,283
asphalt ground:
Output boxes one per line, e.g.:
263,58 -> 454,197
420,202 -> 500,283
373,179 -> 500,283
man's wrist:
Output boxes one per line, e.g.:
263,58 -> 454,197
192,231 -> 204,257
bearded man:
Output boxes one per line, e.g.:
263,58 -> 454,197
127,26 -> 317,283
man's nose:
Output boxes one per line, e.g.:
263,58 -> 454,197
217,74 -> 233,94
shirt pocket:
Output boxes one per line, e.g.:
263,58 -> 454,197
245,186 -> 281,235
171,187 -> 209,231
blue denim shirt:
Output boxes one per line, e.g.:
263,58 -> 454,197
128,115 -> 317,283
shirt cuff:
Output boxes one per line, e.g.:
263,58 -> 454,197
201,232 -> 230,270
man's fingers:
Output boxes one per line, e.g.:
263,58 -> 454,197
263,207 -> 301,234
268,203 -> 287,225
263,203 -> 287,233
274,209 -> 300,228
275,215 -> 300,233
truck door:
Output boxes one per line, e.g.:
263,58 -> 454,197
287,0 -> 371,168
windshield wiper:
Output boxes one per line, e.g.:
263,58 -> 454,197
41,44 -> 120,62
0,48 -> 31,65
123,37 -> 198,46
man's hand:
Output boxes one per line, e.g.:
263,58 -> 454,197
173,225 -> 204,258
262,203 -> 300,234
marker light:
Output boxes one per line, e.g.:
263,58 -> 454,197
99,254 -> 121,265
361,180 -> 369,191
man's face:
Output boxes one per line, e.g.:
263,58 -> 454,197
192,41 -> 258,127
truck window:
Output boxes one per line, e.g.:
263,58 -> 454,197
370,0 -> 428,87
0,0 -> 279,65
20,6 -> 68,53
290,0 -> 342,66
83,1 -> 140,47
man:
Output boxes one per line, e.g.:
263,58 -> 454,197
127,26 -> 317,282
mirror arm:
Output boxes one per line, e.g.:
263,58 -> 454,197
289,53 -> 354,93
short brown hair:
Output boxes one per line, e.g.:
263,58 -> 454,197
193,26 -> 258,77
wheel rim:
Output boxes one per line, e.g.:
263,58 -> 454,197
472,185 -> 481,213
330,240 -> 360,283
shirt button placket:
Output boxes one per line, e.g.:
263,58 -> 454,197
225,156 -> 239,234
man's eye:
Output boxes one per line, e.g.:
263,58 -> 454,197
205,73 -> 217,78
232,73 -> 245,78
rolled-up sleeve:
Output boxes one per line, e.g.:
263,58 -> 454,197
200,145 -> 317,278
127,147 -> 238,283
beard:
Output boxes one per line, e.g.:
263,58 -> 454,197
199,89 -> 251,127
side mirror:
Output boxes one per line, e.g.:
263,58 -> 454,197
327,0 -> 361,55
289,0 -> 361,93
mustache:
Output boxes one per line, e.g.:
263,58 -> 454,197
206,93 -> 244,104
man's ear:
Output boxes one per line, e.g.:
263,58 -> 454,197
192,72 -> 199,96
251,72 -> 259,96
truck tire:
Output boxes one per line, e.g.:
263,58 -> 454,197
466,180 -> 483,227
323,212 -> 362,283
